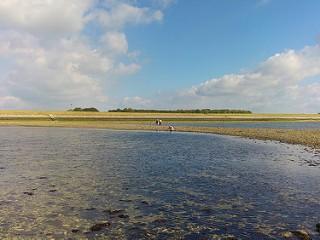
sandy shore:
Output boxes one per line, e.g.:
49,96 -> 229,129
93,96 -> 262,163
1,111 -> 320,121
0,119 -> 320,150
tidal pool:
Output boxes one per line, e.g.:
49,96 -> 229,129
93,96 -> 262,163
163,121 -> 320,129
0,127 -> 319,239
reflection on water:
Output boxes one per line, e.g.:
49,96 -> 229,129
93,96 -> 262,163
0,127 -> 319,239
164,121 -> 320,129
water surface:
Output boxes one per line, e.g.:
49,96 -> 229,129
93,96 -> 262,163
0,127 -> 319,239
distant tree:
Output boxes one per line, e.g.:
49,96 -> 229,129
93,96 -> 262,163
82,107 -> 99,112
108,108 -> 252,114
69,107 -> 99,112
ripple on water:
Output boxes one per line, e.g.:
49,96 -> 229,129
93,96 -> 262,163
0,127 -> 319,239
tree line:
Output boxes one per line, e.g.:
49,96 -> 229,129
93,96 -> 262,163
68,107 -> 99,112
108,108 -> 252,114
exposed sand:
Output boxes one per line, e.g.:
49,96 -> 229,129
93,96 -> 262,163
0,111 -> 320,121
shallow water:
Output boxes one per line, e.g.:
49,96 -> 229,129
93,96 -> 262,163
164,121 -> 320,129
0,127 -> 319,239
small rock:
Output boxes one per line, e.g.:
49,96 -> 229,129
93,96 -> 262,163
308,163 -> 318,166
127,226 -> 149,238
118,214 -> 129,219
119,199 -> 132,202
90,221 -> 110,232
38,176 -> 48,179
85,207 -> 96,211
49,189 -> 57,193
152,218 -> 167,225
23,191 -> 34,196
71,229 -> 79,233
104,209 -> 125,215
282,231 -> 293,238
141,200 -> 150,205
282,230 -> 311,240
291,230 -> 311,240
223,236 -> 237,240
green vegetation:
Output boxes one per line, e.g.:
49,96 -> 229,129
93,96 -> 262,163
109,108 -> 252,114
69,107 -> 99,112
1,111 -> 320,122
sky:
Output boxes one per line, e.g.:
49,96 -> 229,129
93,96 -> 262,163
0,0 -> 319,113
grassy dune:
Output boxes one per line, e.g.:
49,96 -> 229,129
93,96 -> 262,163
0,110 -> 320,121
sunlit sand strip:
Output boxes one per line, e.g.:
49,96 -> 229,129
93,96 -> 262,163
1,113 -> 320,121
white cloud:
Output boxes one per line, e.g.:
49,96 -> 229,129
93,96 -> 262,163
0,0 -> 92,37
122,96 -> 151,108
92,3 -> 163,30
114,62 -> 141,75
101,31 -> 128,54
0,96 -> 25,109
151,0 -> 176,9
0,33 -> 110,108
174,45 -> 320,113
0,0 -> 167,109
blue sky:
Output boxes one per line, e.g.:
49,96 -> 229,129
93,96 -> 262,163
122,0 -> 320,94
0,0 -> 320,112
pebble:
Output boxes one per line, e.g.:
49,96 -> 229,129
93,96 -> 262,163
104,209 -> 125,215
127,226 -> 149,239
152,218 -> 167,225
90,221 -> 110,232
85,207 -> 96,211
118,214 -> 129,219
119,199 -> 133,202
282,230 -> 311,240
141,200 -> 150,205
23,191 -> 34,196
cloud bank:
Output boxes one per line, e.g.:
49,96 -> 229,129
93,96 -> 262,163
123,44 -> 320,113
0,0 -> 168,109
169,45 -> 320,113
